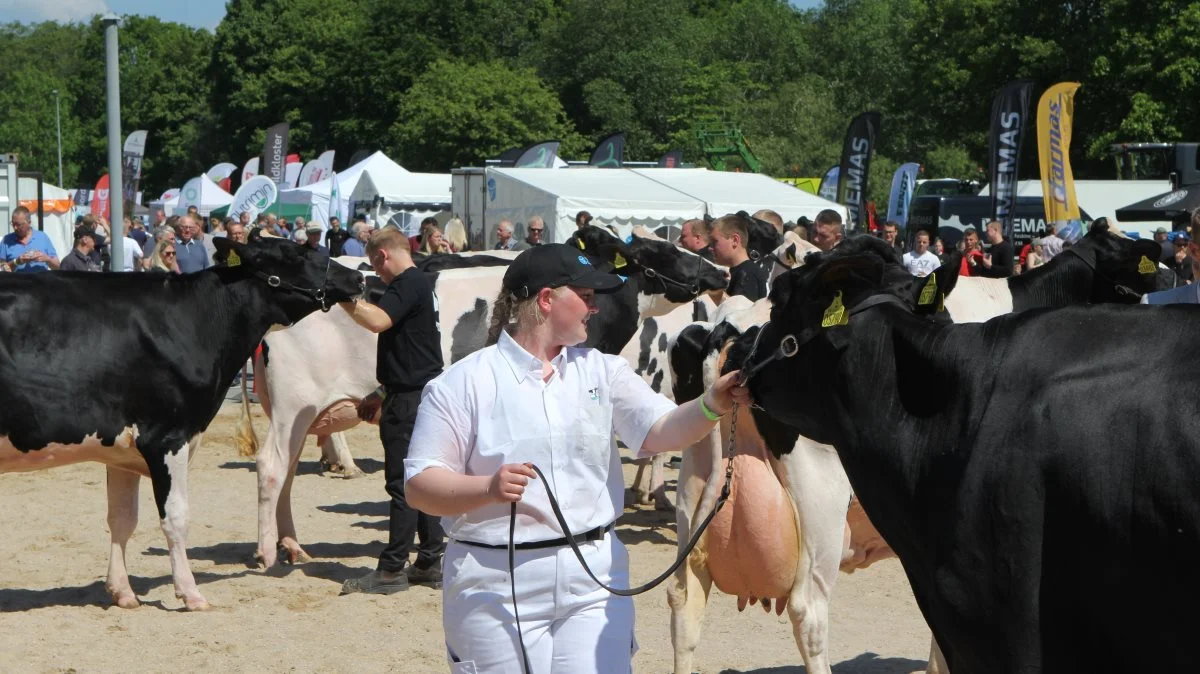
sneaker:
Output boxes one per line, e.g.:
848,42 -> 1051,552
340,569 -> 409,595
406,562 -> 443,588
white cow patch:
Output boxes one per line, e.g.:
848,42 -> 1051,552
0,426 -> 145,475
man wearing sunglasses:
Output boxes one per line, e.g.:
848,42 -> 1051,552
524,216 -> 545,247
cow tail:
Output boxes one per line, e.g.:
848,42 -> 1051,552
236,363 -> 260,457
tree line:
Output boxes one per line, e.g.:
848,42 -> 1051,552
2,0 -> 1198,202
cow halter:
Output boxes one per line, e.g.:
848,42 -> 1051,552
254,253 -> 334,312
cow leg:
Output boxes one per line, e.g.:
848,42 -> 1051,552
275,447 -> 312,564
927,638 -> 949,674
105,466 -> 141,609
773,438 -> 854,674
668,430 -> 720,674
630,457 -> 652,505
147,441 -> 208,611
650,452 -> 673,511
319,432 -> 363,479
256,417 -> 310,568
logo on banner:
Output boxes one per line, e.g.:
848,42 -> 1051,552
97,189 -> 109,201
1154,189 -> 1188,208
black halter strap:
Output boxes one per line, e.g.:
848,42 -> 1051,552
253,252 -> 335,311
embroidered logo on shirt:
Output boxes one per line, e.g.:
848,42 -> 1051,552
578,255 -> 591,266
588,387 -> 600,401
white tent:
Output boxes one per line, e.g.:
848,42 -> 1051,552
147,176 -> 233,217
484,167 -> 706,245
280,151 -> 409,227
350,171 -> 451,236
978,179 -> 1173,239
147,193 -> 179,218
14,177 -> 76,256
633,168 -> 850,225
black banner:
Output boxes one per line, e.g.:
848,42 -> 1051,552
262,122 -> 289,186
835,112 -> 881,231
589,133 -> 625,168
988,80 -> 1034,240
515,141 -> 561,168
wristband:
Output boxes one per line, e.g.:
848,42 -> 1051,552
699,396 -> 724,422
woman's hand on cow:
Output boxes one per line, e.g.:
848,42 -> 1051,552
705,370 -> 752,417
356,391 -> 383,422
488,463 -> 537,503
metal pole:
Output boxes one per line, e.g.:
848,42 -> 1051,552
52,90 -> 63,187
102,14 -> 123,271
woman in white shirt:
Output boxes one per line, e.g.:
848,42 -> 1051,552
405,244 -> 747,674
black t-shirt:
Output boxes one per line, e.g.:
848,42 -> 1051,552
727,259 -> 769,301
325,228 -> 350,257
376,267 -> 444,392
979,238 -> 1015,278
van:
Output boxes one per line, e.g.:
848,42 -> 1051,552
907,195 -> 1092,250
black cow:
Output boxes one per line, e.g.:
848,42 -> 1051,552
741,234 -> 1200,673
0,238 -> 362,610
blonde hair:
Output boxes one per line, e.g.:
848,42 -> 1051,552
419,227 -> 444,255
486,285 -> 569,345
366,227 -> 411,255
150,239 -> 178,273
444,218 -> 468,251
710,214 -> 748,244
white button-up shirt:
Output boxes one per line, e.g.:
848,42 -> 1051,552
405,330 -> 676,546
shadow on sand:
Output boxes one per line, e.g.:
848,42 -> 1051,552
719,653 -> 928,674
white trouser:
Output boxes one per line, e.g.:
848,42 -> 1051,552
442,531 -> 636,674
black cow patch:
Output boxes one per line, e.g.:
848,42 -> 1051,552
636,319 -> 658,375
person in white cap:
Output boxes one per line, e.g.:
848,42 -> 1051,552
402,243 -> 750,673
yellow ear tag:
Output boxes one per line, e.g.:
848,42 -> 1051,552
821,291 -> 849,328
937,293 -> 945,313
613,252 -> 627,269
918,273 -> 938,305
576,239 -> 586,251
1138,255 -> 1155,274
227,250 -> 241,267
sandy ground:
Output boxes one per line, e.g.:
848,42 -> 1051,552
0,403 -> 932,673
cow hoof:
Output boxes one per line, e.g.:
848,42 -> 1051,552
278,540 -> 312,565
109,590 -> 140,609
180,595 -> 211,611
251,551 -> 274,570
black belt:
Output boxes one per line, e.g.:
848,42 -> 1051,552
456,524 -> 613,551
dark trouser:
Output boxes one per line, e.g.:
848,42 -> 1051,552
378,389 -> 446,573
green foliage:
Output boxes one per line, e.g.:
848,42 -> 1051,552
8,0 -> 1200,206
387,59 -> 584,170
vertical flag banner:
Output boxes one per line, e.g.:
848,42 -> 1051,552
329,171 -> 343,223
262,123 -> 290,186
818,165 -> 840,202
121,130 -> 148,214
297,160 -> 319,187
516,141 -> 561,168
228,175 -> 279,222
1037,82 -> 1082,227
835,112 -> 881,231
206,162 -> 238,192
309,150 -> 335,184
886,162 -> 920,227
588,133 -> 626,168
242,157 -> 260,183
989,80 -> 1034,239
284,154 -> 302,188
91,174 -> 110,220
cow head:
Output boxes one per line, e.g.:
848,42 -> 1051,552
738,236 -> 919,440
213,237 -> 364,324
1078,221 -> 1170,300
568,225 -> 728,308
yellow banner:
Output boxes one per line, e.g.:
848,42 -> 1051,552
1037,82 -> 1081,223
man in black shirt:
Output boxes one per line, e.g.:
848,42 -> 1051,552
979,220 -> 1015,278
337,227 -> 446,594
325,216 -> 350,257
710,213 -> 769,301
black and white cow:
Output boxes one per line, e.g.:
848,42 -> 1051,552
243,228 -> 727,567
0,238 -> 362,610
739,234 -> 1200,673
665,223 -> 1168,674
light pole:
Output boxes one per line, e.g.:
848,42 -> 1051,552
52,89 -> 62,186
101,13 -> 123,270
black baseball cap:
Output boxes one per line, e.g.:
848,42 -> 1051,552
503,243 -> 625,299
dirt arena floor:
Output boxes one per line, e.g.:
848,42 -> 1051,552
0,402 -> 933,673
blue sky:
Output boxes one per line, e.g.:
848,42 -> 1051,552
2,0 -> 825,30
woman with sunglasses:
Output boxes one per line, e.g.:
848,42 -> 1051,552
150,240 -> 180,274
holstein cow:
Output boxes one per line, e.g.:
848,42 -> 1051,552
739,234 -> 1200,673
0,238 -> 362,610
666,224 -> 1167,673
243,229 -> 727,567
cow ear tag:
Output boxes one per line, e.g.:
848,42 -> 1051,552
576,239 -> 586,251
821,291 -> 849,328
613,252 -> 628,269
227,250 -> 242,267
918,274 -> 937,305
1138,255 -> 1155,274
937,293 -> 945,313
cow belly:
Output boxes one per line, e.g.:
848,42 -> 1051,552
308,400 -> 366,435
705,453 -> 799,599
0,429 -> 148,475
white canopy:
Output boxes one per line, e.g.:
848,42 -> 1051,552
632,168 -> 850,224
350,170 -> 452,236
15,177 -> 76,257
280,151 -> 409,227
484,167 -> 706,245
